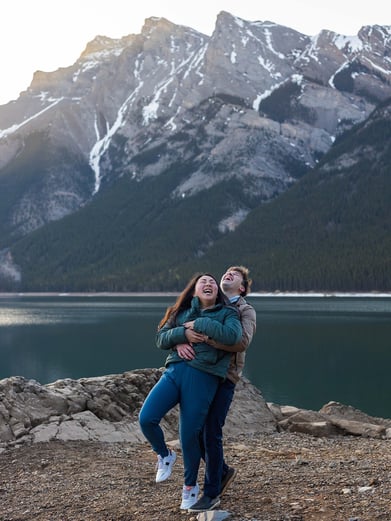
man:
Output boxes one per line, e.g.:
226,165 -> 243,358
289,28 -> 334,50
177,266 -> 256,512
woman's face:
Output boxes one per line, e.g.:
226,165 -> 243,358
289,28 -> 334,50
193,275 -> 219,307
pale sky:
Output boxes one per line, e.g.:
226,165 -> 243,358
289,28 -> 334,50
0,0 -> 390,106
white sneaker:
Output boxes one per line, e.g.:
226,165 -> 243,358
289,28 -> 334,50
156,450 -> 176,483
180,483 -> 199,510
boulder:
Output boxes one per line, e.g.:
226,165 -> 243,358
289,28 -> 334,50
0,369 -> 276,446
271,400 -> 391,438
2,372 -> 389,446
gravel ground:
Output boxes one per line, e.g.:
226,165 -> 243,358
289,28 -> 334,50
0,432 -> 390,521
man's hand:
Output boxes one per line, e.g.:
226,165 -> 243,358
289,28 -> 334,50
176,343 -> 196,360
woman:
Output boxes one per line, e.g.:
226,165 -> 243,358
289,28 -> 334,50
138,273 -> 242,510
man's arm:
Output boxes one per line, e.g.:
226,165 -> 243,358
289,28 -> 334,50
176,304 -> 255,359
208,304 -> 256,353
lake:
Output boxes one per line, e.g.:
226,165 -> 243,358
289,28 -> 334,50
0,294 -> 390,419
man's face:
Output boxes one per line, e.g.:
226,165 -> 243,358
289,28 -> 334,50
220,269 -> 244,295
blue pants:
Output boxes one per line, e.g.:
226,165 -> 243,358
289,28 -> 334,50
138,362 -> 220,486
202,378 -> 236,497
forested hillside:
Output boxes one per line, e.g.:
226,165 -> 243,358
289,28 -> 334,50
7,99 -> 391,292
199,99 -> 391,291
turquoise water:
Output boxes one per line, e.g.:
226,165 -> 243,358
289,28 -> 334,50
0,294 -> 390,419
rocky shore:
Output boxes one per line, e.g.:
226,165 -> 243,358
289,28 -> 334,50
1,370 -> 390,520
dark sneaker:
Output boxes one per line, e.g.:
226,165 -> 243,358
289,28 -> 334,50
188,495 -> 221,512
220,466 -> 237,496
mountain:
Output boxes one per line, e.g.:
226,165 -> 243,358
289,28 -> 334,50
0,12 -> 390,292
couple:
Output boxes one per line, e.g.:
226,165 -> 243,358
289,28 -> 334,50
138,266 -> 256,512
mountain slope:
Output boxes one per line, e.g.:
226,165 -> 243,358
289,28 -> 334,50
8,162 -> 253,291
197,98 -> 391,291
7,98 -> 391,292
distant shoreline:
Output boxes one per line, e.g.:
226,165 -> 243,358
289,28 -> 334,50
0,292 -> 180,298
0,291 -> 390,298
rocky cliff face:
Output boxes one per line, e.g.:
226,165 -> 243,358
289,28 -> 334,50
0,14 -> 390,248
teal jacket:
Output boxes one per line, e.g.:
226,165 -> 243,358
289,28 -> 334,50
156,296 -> 242,379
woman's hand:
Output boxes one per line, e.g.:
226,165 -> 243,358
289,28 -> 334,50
185,327 -> 207,344
176,343 -> 196,360
183,321 -> 195,329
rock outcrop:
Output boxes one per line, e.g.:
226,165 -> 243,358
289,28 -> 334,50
270,401 -> 391,439
1,369 -> 390,450
0,369 -> 276,447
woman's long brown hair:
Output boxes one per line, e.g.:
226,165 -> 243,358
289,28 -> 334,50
158,272 -> 226,329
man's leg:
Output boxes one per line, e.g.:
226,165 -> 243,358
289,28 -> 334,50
203,379 -> 235,498
179,364 -> 220,487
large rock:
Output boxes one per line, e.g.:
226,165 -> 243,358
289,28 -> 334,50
271,400 -> 391,438
0,369 -> 276,446
2,371 -> 389,447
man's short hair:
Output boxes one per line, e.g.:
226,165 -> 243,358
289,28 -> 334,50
226,265 -> 252,296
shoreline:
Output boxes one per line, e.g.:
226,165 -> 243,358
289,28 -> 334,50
1,291 -> 391,298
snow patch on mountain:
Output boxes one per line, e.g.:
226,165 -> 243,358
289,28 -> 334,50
0,98 -> 63,138
218,209 -> 249,232
0,250 -> 21,282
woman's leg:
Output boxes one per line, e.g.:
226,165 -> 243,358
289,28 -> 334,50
178,365 -> 220,486
138,365 -> 180,457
